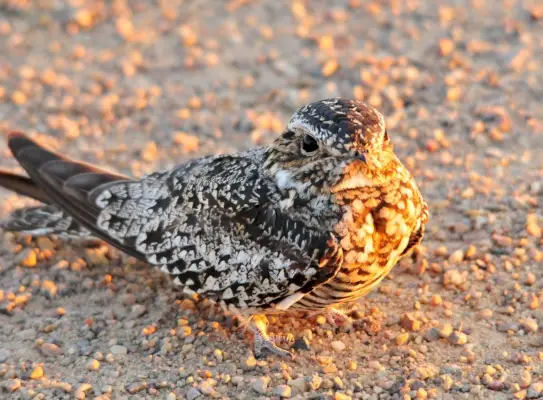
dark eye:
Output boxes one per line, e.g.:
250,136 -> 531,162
301,134 -> 319,155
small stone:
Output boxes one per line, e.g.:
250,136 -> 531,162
369,360 -> 383,370
292,337 -> 311,350
131,304 -> 147,318
186,387 -> 201,400
424,328 -> 441,341
30,366 -> 44,379
527,382 -> 543,399
520,319 -> 538,333
288,377 -> 307,393
177,326 -> 192,338
416,388 -> 428,399
396,332 -> 410,345
448,249 -> 464,263
40,343 -> 63,357
333,377 -> 345,389
477,309 -> 493,320
400,313 -> 422,331
309,374 -> 323,390
333,393 -> 352,400
110,345 -> 128,355
0,348 -> 11,362
3,379 -> 21,392
245,356 -> 257,368
330,340 -> 346,352
273,385 -> 292,398
18,328 -> 37,340
199,380 -> 215,395
449,331 -> 468,345
21,249 -> 37,267
439,324 -> 454,338
252,376 -> 270,394
347,360 -> 357,370
41,280 -> 58,298
87,359 -> 100,371
126,382 -> 148,394
442,375 -> 454,391
75,383 -> 92,399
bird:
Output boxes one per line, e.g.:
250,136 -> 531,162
0,98 -> 428,357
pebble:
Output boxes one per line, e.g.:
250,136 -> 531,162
252,376 -> 270,394
186,387 -> 202,400
288,377 -> 307,393
199,380 -> 215,395
18,328 -> 37,340
273,384 -> 292,398
476,309 -> 493,320
333,393 -> 352,400
330,340 -> 346,352
110,345 -> 128,355
439,324 -> 454,338
449,331 -> 468,345
396,332 -> 410,345
520,319 -> 538,333
75,383 -> 92,399
292,337 -> 311,350
0,348 -> 11,362
126,382 -> 148,394
130,304 -> 147,318
30,366 -> 44,379
40,343 -> 63,357
400,313 -> 422,331
87,359 -> 100,371
41,280 -> 58,298
424,328 -> 441,341
244,356 -> 257,368
527,383 -> 543,398
3,379 -> 21,392
21,249 -> 37,267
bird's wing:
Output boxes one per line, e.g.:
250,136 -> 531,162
5,133 -> 341,308
94,154 -> 342,307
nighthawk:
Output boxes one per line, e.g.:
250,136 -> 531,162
0,98 -> 428,357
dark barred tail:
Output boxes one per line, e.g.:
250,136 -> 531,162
0,169 -> 50,203
0,132 -> 132,244
1,204 -> 92,238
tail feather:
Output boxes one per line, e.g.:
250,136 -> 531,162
1,132 -> 144,257
0,169 -> 50,203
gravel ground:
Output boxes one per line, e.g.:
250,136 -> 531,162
0,0 -> 542,399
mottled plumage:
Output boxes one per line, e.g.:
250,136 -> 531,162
0,98 -> 428,356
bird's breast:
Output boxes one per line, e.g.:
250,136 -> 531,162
297,175 -> 425,308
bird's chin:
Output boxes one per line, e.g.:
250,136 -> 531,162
330,174 -> 374,193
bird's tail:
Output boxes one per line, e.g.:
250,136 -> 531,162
0,132 -> 127,239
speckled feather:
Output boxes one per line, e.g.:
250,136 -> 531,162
0,98 -> 428,315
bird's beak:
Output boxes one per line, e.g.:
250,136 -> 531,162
354,153 -> 366,163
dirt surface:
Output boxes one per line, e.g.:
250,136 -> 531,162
0,1 -> 542,399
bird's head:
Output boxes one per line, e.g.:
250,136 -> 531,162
264,98 -> 396,199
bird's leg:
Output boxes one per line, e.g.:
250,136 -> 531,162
250,314 -> 293,358
308,307 -> 352,327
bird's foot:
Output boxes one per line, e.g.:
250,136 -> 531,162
308,307 -> 352,327
250,314 -> 293,358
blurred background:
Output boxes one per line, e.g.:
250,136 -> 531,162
0,1 -> 542,399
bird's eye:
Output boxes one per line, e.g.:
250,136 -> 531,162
301,134 -> 319,155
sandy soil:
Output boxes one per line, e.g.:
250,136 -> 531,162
0,0 -> 542,399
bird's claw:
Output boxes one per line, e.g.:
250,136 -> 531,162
250,314 -> 293,358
